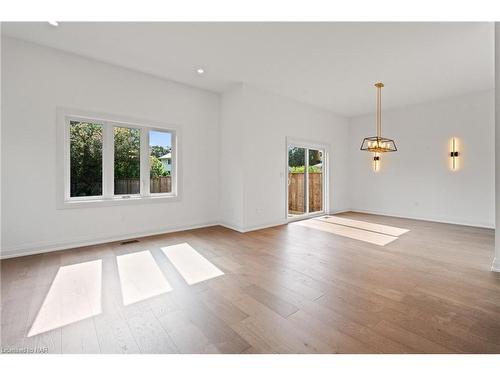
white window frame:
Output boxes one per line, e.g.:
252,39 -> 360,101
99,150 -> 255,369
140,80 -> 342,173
56,108 -> 180,209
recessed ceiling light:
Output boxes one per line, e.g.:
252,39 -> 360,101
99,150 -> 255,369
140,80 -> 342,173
196,68 -> 205,75
48,21 -> 59,27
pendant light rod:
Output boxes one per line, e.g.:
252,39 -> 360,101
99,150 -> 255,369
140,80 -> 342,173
375,82 -> 384,139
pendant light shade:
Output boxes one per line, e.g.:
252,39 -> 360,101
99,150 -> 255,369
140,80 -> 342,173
360,82 -> 397,153
360,136 -> 397,153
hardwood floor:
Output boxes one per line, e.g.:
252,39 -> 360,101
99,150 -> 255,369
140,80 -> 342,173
1,212 -> 500,353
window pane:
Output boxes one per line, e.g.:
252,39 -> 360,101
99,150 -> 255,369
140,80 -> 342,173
70,121 -> 103,197
149,130 -> 172,193
308,149 -> 323,213
288,146 -> 306,216
114,127 -> 140,195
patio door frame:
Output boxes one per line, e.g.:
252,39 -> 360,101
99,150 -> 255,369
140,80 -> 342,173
285,137 -> 329,222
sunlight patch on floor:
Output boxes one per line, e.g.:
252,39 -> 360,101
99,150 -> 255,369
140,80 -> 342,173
28,259 -> 102,337
117,250 -> 172,305
316,216 -> 410,236
161,243 -> 224,285
292,219 -> 398,246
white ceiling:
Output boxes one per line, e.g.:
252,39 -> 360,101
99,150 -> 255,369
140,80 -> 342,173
2,22 -> 494,117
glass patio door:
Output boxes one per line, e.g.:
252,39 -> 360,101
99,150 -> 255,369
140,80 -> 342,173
287,145 -> 325,218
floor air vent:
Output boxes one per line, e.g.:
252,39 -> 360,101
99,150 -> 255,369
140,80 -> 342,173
121,239 -> 139,245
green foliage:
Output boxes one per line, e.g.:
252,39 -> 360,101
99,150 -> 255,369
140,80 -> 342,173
288,147 -> 322,167
150,156 -> 168,177
288,147 -> 304,167
70,122 -> 103,196
150,145 -> 170,158
309,149 -> 322,166
114,127 -> 141,179
289,165 -> 322,174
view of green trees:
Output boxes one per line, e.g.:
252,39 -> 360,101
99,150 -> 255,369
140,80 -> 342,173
149,145 -> 171,177
70,122 -> 103,197
289,165 -> 322,173
288,147 -> 322,173
113,127 -> 141,180
70,122 -> 171,197
150,145 -> 169,158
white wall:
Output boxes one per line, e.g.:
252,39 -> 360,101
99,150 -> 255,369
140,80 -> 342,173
1,37 -> 221,257
220,84 -> 350,231
493,22 -> 500,271
0,30 -> 3,253
349,90 -> 495,228
219,86 -> 245,229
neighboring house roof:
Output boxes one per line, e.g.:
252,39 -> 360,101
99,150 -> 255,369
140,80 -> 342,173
159,153 -> 171,159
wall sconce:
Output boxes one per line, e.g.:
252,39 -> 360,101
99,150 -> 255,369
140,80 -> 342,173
450,137 -> 459,171
373,153 -> 380,172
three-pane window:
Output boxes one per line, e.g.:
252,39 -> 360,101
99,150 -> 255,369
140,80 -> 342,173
65,115 -> 176,203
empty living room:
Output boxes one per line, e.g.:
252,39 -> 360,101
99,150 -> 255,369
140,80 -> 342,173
1,1 -> 500,373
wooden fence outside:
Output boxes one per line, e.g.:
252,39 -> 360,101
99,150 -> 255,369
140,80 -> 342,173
288,172 -> 323,213
150,176 -> 172,194
115,176 -> 171,195
114,179 -> 140,195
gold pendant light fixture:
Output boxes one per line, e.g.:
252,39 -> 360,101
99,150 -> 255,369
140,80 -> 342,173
360,82 -> 397,154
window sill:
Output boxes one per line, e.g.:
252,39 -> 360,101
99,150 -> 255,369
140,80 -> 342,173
58,194 -> 180,209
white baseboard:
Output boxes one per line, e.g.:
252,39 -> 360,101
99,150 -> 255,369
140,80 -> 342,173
328,209 -> 351,215
219,208 -> 351,233
345,208 -> 495,229
217,222 -> 243,232
0,221 -> 219,259
492,258 -> 500,272
219,219 -> 287,233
